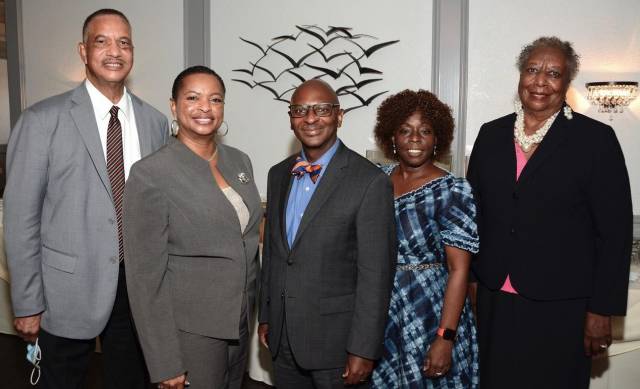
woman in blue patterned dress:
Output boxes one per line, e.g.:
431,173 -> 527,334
370,90 -> 479,388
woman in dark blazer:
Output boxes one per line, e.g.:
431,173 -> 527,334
467,37 -> 633,389
124,66 -> 262,389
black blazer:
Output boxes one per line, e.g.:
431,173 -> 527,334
467,109 -> 633,315
259,142 -> 397,369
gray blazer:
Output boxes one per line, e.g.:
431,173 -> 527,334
123,139 -> 262,382
259,142 -> 397,369
4,83 -> 168,339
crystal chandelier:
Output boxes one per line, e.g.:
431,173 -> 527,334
585,81 -> 638,116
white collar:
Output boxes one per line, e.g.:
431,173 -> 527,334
84,79 -> 132,120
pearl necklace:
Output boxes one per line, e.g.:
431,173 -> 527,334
513,99 -> 559,152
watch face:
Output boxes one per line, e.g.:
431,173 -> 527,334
442,328 -> 456,341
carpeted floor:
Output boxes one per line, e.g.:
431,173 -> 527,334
0,333 -> 273,388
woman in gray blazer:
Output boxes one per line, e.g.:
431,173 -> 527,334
123,66 -> 262,389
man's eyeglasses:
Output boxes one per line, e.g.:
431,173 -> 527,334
288,103 -> 340,118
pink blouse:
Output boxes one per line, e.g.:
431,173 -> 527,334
499,142 -> 528,294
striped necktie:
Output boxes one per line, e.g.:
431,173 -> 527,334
291,156 -> 322,184
106,105 -> 125,262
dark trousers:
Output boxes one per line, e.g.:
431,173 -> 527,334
476,283 -> 591,389
272,322 -> 367,389
38,265 -> 149,389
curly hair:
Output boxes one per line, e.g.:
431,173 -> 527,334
516,36 -> 580,81
374,89 -> 454,162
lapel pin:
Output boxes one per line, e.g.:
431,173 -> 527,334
238,172 -> 250,184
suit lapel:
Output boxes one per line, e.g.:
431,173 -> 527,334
170,140 -> 243,234
278,157 -> 296,252
216,145 -> 262,234
484,115 -> 518,191
130,93 -> 153,157
291,143 -> 348,249
69,84 -> 112,199
517,111 -> 569,186
499,115 -> 518,184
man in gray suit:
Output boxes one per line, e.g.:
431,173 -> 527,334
4,8 -> 168,389
258,80 -> 396,388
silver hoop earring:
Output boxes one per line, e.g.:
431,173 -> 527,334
170,120 -> 179,136
218,121 -> 229,137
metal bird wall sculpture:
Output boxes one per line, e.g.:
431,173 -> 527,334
232,25 -> 399,114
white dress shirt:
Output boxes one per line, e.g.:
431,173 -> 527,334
85,80 -> 141,180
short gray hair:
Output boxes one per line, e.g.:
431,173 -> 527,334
516,36 -> 580,81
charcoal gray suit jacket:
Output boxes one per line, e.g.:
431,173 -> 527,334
259,142 -> 397,369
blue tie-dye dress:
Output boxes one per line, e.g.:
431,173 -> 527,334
371,167 -> 480,389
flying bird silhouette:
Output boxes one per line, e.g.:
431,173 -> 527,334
341,90 -> 389,113
286,69 -> 306,83
339,53 -> 384,76
327,26 -> 352,37
305,63 -> 341,79
307,45 -> 352,63
232,25 -> 398,114
255,82 -> 296,103
295,25 -> 326,45
234,35 -> 299,74
270,47 -> 317,69
231,79 -> 257,89
335,78 -> 383,95
347,39 -> 400,58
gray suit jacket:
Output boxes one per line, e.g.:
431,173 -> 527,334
123,139 -> 262,382
259,142 -> 397,369
4,83 -> 168,339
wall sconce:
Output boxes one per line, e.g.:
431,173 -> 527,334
585,81 -> 638,119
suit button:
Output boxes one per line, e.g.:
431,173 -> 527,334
108,218 -> 115,224
512,192 -> 519,200
281,292 -> 285,298
510,228 -> 516,235
110,256 -> 118,263
287,259 -> 293,265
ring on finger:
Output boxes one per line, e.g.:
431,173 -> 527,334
599,344 -> 608,349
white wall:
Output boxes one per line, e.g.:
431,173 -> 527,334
211,0 -> 433,197
468,0 -> 640,213
20,0 -> 183,120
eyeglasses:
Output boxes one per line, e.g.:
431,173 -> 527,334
288,103 -> 340,118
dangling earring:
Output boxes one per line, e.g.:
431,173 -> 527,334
392,140 -> 397,156
563,105 -> 573,120
433,143 -> 438,158
218,121 -> 229,137
170,120 -> 179,136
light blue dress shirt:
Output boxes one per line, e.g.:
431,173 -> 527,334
285,139 -> 341,247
